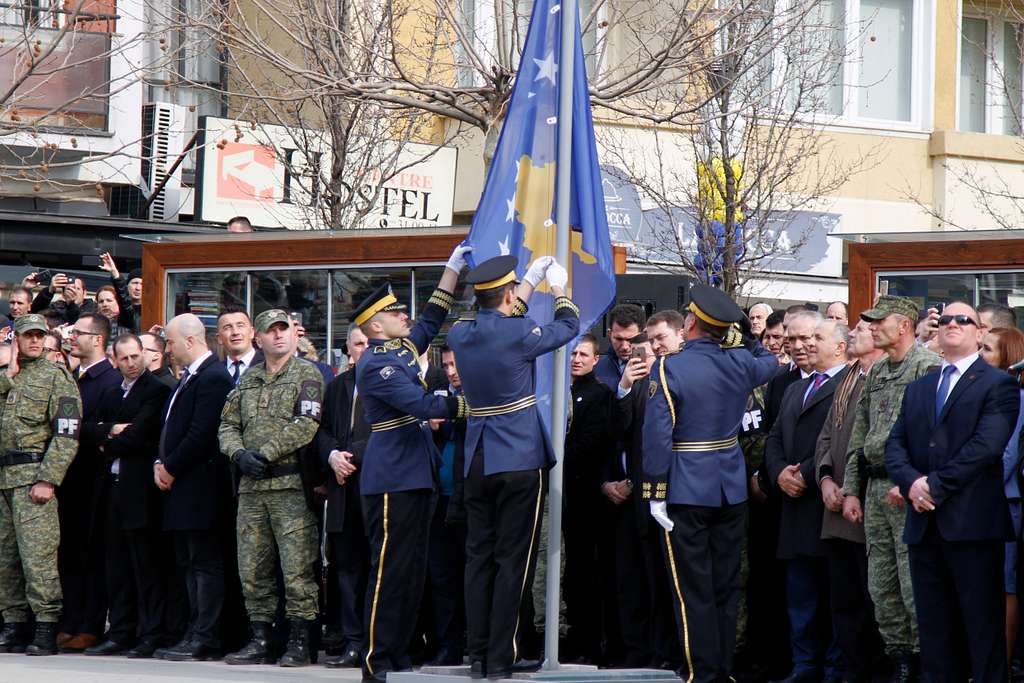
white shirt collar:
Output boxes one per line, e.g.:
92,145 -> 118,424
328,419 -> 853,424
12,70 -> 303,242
187,350 -> 213,377
121,376 -> 139,393
79,358 -> 108,375
227,347 -> 256,369
799,367 -> 813,379
941,352 -> 979,378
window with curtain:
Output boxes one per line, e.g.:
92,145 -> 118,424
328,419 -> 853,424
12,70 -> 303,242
959,16 -> 988,133
857,0 -> 913,121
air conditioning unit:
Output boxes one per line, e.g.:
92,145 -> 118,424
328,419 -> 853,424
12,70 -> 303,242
140,102 -> 186,221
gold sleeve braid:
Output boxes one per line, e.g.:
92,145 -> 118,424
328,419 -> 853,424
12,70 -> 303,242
428,289 -> 457,313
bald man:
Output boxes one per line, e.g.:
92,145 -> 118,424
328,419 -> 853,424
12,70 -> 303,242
153,315 -> 234,662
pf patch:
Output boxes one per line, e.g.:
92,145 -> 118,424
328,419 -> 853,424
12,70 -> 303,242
295,380 -> 322,420
53,397 -> 81,439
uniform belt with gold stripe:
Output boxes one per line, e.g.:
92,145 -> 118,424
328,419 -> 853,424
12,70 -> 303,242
467,395 -> 537,417
671,436 -> 739,452
370,415 -> 419,432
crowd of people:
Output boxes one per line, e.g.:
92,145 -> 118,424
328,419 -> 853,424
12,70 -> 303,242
0,241 -> 1021,683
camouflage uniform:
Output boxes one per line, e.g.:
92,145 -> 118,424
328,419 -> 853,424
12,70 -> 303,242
844,339 -> 939,657
0,318 -> 81,624
219,337 -> 324,623
735,384 -> 767,649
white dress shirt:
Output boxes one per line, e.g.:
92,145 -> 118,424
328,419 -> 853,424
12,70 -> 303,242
936,351 -> 980,404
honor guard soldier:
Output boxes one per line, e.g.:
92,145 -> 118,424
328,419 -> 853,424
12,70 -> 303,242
355,246 -> 470,683
0,314 -> 82,655
642,285 -> 779,683
219,309 -> 325,667
446,254 -> 580,680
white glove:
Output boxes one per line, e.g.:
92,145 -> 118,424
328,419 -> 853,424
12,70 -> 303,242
650,501 -> 674,532
546,262 -> 568,289
523,256 -> 554,287
446,244 -> 473,272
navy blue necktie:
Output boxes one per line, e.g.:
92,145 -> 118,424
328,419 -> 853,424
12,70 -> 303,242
935,365 -> 956,421
231,360 -> 243,386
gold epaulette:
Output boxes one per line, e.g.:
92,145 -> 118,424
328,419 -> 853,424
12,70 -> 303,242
372,338 -> 404,354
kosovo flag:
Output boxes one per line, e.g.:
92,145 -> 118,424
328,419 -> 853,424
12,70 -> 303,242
464,0 -> 616,425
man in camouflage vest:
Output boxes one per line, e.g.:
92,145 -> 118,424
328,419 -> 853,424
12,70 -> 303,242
0,314 -> 82,655
842,296 -> 940,682
219,309 -> 324,668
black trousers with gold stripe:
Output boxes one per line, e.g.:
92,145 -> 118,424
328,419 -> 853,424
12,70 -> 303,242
662,500 -> 746,683
360,489 -> 436,681
464,451 -> 546,673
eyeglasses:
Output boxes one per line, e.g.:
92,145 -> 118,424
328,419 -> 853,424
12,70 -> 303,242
937,314 -> 978,327
69,330 -> 100,338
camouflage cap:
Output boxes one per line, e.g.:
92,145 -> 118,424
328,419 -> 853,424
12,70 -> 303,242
14,313 -> 48,334
860,295 -> 919,322
254,309 -> 291,334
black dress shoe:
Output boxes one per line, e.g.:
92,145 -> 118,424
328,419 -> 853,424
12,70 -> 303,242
125,640 -> 160,659
154,639 -> 219,662
469,660 -> 487,679
84,640 -> 130,656
512,658 -> 541,672
324,649 -> 361,668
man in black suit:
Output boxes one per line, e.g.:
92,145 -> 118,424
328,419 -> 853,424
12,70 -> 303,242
601,331 -> 680,669
746,310 -> 804,680
84,334 -> 174,658
60,313 -> 122,651
217,309 -> 263,386
153,313 -> 233,662
316,323 -> 370,669
766,315 -> 849,683
140,332 -> 176,390
886,301 -> 1021,682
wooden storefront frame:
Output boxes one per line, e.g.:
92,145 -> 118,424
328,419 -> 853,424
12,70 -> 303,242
848,238 -> 1024,318
141,229 -> 628,329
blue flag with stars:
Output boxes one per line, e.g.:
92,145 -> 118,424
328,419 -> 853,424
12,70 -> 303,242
464,0 -> 616,425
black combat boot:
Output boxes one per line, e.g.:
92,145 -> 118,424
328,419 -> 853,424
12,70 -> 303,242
278,619 -> 312,667
892,651 -> 918,683
25,622 -> 58,656
0,622 -> 30,653
224,621 -> 274,665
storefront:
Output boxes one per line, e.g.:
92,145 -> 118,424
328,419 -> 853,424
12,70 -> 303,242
139,228 -> 631,370
846,231 -> 1024,325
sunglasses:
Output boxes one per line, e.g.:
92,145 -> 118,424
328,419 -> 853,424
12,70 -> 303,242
937,314 -> 978,327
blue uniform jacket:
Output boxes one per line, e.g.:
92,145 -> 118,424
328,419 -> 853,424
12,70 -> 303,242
594,353 -> 624,392
356,289 -> 465,496
642,338 -> 779,506
446,296 -> 580,476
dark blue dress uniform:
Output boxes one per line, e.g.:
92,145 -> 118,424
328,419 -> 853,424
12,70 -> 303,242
642,285 -> 778,683
445,255 -> 580,677
352,282 -> 466,682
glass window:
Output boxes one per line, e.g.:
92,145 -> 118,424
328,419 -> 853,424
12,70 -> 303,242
1004,23 -> 1023,136
167,271 -> 247,332
330,269 -> 412,370
414,267 -> 475,350
959,17 -> 988,133
251,269 -> 329,363
978,272 -> 1024,328
858,0 -> 913,121
788,0 -> 845,115
877,272 -> 975,309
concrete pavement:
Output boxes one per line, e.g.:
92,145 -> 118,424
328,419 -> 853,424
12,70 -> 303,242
0,652 -> 364,682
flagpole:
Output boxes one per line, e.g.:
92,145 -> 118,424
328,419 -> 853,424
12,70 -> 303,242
542,0 -> 575,670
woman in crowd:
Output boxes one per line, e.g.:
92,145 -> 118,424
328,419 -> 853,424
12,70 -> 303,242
980,325 -> 1024,670
95,285 -> 129,339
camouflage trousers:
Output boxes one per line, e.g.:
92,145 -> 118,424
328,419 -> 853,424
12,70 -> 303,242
864,478 -> 918,655
237,489 -> 318,621
0,485 -> 61,623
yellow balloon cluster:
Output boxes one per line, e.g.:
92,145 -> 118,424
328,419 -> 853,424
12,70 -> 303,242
696,158 -> 744,225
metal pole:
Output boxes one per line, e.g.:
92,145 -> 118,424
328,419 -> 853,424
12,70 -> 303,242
542,0 -> 576,670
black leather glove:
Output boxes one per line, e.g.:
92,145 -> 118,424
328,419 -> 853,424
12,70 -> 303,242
234,449 -> 269,479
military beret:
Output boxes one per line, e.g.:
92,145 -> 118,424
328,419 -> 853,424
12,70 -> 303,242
15,313 -> 48,334
686,284 -> 743,328
352,282 -> 407,326
465,255 -> 518,291
254,309 -> 291,333
860,295 -> 919,323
